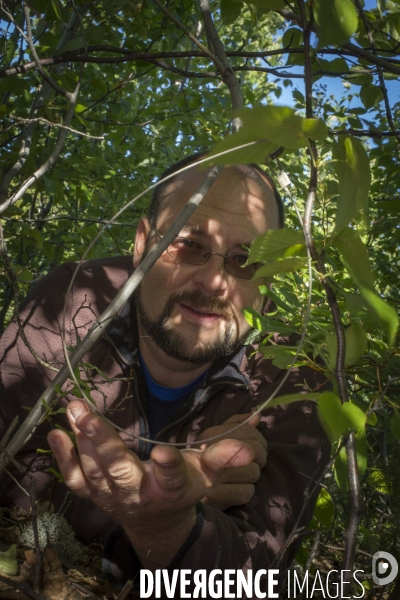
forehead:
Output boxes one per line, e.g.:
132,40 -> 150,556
157,165 -> 280,241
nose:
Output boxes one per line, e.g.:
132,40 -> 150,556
191,253 -> 229,296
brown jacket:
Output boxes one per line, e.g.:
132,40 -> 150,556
0,257 -> 330,596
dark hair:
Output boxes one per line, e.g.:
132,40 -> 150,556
147,153 -> 285,228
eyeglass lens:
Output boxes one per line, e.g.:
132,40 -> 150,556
166,238 -> 260,280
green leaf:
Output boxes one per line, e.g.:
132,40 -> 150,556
259,345 -> 297,369
355,426 -> 368,479
332,136 -> 371,231
327,322 -> 368,369
50,0 -> 63,20
333,227 -> 374,288
368,469 -> 393,494
360,84 -> 384,110
248,229 -> 304,264
256,391 -> 320,411
221,0 -> 243,24
345,322 -> 368,364
358,285 -> 399,346
47,467 -> 64,483
63,36 -> 85,52
390,408 -> 400,440
0,545 -> 18,576
341,402 -> 367,431
253,257 -> 308,278
314,0 -> 358,47
334,446 -> 349,491
248,0 -> 287,8
207,106 -> 328,164
313,488 -> 334,527
318,391 -> 346,442
243,308 -> 295,334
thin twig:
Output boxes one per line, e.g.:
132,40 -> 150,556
22,3 -> 72,100
116,579 -> 134,600
0,221 -> 59,371
198,0 -> 243,129
0,6 -> 85,204
30,478 -> 42,594
0,82 -> 81,215
5,116 -> 105,140
1,215 -> 137,227
151,0 -> 225,73
0,162 -> 223,471
3,468 -> 30,497
271,443 -> 343,567
0,574 -> 51,600
353,0 -> 400,144
297,0 -> 362,590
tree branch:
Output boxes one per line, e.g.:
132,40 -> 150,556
198,0 -> 243,129
0,83 -> 80,215
353,0 -> 400,144
297,0 -> 362,591
0,6 -> 86,205
151,0 -> 225,73
0,164 -> 223,472
22,2 -> 72,100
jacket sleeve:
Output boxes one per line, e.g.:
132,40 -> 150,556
0,258 -> 131,543
104,365 -> 331,595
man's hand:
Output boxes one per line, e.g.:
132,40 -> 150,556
196,412 -> 267,511
47,400 -> 255,568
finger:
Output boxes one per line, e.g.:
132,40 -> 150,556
201,439 -> 255,479
151,445 -> 190,495
217,462 -> 260,485
67,402 -> 143,489
204,483 -> 256,510
47,430 -> 91,498
199,423 -> 267,456
237,439 -> 267,469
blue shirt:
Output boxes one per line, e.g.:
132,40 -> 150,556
139,352 -> 208,437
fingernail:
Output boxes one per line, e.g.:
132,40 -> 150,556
48,436 -> 59,448
68,405 -> 84,423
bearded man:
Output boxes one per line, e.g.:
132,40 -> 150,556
0,156 -> 330,596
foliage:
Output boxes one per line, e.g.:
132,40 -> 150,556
0,0 -> 400,596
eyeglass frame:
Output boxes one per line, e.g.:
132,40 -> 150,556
153,226 -> 259,280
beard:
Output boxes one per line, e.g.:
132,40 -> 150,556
135,288 -> 249,365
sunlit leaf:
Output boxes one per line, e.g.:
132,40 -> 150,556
358,285 -> 398,347
314,0 -> 358,47
333,227 -> 374,288
256,391 -> 320,411
360,84 -> 384,110
0,545 -> 17,576
318,391 -> 345,442
332,137 -> 371,231
313,488 -> 334,527
253,257 -> 308,278
248,229 -> 304,264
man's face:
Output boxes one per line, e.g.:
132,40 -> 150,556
133,166 -> 280,365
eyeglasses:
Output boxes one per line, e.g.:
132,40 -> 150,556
154,227 -> 262,280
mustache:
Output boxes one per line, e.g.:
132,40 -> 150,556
164,290 -> 233,320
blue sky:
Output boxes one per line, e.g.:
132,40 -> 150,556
269,0 -> 399,112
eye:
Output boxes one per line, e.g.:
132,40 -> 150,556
171,238 -> 204,250
230,253 -> 249,266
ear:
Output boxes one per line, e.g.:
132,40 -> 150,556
133,218 -> 152,268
